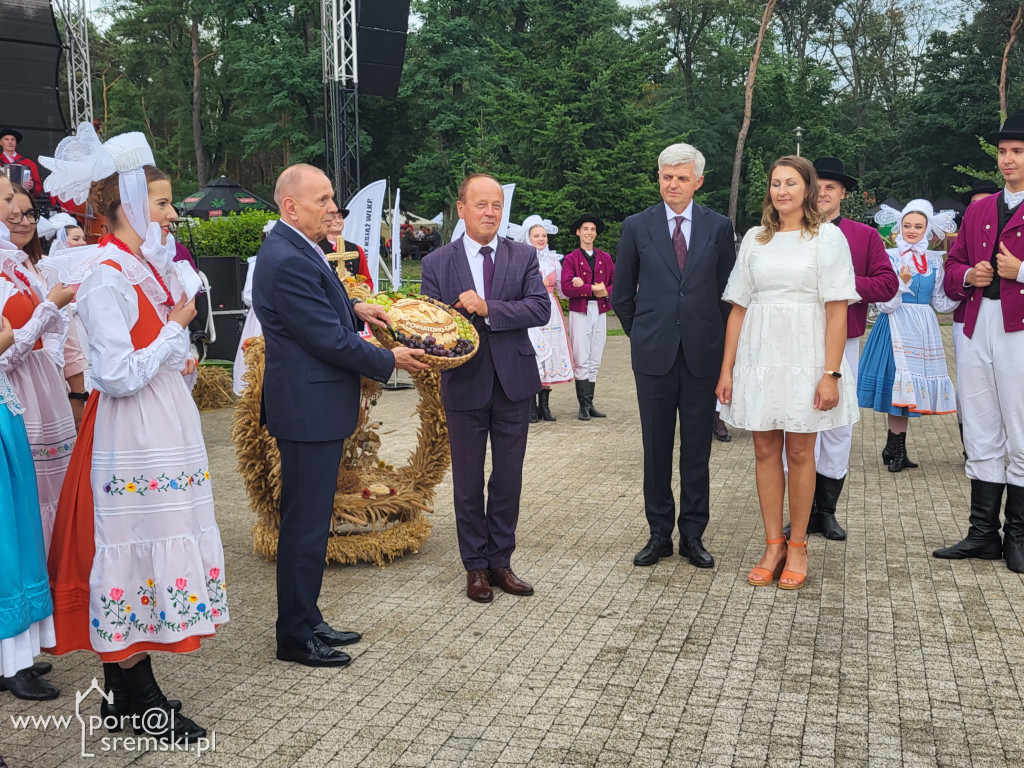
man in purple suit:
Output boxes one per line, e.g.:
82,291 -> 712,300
420,173 -> 551,602
781,158 -> 899,541
935,112 -> 1024,572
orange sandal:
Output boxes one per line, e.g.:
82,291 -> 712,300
747,537 -> 787,586
778,539 -> 807,590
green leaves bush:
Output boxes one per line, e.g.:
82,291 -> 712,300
181,210 -> 279,261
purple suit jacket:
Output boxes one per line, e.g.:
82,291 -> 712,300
420,237 -> 551,410
561,248 -> 614,313
837,217 -> 900,338
944,193 -> 1024,337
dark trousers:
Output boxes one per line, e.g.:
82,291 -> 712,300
275,437 -> 345,648
445,373 -> 532,571
634,347 -> 715,540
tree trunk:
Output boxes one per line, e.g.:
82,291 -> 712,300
191,16 -> 209,186
728,0 -> 777,227
1000,4 -> 1023,122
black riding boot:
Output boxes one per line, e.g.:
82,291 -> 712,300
101,663 -> 181,732
586,381 -> 606,418
883,429 -> 917,469
1003,485 -> 1024,573
887,432 -> 918,472
539,388 -> 556,421
529,393 -> 539,424
576,381 -> 590,421
120,656 -> 206,744
814,474 -> 847,540
933,479 -> 1005,559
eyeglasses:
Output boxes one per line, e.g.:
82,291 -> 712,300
8,208 -> 39,224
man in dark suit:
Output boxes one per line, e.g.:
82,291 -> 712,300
612,143 -> 736,568
254,164 -> 427,667
420,173 -> 551,602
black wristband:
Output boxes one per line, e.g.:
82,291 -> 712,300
68,391 -> 89,402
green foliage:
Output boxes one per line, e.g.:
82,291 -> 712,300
185,210 -> 278,259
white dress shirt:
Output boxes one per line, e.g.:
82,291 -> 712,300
665,200 -> 694,246
462,234 -> 499,325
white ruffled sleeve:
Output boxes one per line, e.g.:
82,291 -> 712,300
0,298 -> 65,372
816,223 -> 861,304
40,309 -> 70,369
930,256 -> 960,314
77,264 -> 189,397
721,228 -> 758,308
876,250 -> 907,314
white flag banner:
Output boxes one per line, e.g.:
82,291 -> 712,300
450,183 -> 515,243
392,188 -> 402,289
342,179 -> 387,288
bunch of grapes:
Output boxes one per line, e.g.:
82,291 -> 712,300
394,332 -> 475,359
453,314 -> 475,341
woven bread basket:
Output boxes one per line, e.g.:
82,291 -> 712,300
369,295 -> 480,371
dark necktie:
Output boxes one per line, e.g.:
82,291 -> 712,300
672,216 -> 688,274
480,245 -> 494,299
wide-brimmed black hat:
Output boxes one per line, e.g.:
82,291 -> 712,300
813,157 -> 858,191
963,179 -> 1000,205
336,207 -> 350,218
984,112 -> 1024,145
570,214 -> 605,235
0,127 -> 22,143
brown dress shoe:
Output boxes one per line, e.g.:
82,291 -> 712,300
488,567 -> 534,596
466,569 -> 493,603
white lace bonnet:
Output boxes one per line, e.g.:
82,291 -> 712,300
39,122 -> 156,240
873,198 -> 957,242
507,215 -> 558,244
36,212 -> 81,248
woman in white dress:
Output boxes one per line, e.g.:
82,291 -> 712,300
508,215 -> 573,421
717,156 -> 860,590
233,219 -> 276,395
39,124 -> 226,744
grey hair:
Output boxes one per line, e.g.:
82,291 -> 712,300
658,143 -> 706,177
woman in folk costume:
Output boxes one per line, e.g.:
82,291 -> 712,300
857,199 -> 959,472
0,177 -> 77,553
39,123 -> 226,744
233,218 -> 275,395
0,240 -> 61,704
508,215 -> 573,422
38,211 -> 88,254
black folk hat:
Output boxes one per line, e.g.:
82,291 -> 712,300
570,214 -> 605,235
984,112 -> 1024,145
336,207 -> 350,218
0,127 -> 22,143
812,157 -> 858,191
963,179 -> 1001,205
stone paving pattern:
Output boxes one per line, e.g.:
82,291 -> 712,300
3,326 -> 1024,767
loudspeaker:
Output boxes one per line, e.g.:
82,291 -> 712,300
196,256 -> 246,311
207,310 -> 247,362
355,0 -> 410,98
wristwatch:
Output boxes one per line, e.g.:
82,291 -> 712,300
68,391 -> 89,401
824,370 -> 842,379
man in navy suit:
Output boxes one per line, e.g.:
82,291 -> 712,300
612,143 -> 736,569
254,164 -> 427,667
420,174 -> 551,602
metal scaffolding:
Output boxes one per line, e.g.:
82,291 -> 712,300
53,0 -> 93,126
321,0 -> 360,202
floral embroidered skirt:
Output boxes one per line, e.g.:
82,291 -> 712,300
47,370 -> 227,660
8,350 -> 76,555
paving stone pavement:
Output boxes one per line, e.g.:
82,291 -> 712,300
3,326 -> 1024,768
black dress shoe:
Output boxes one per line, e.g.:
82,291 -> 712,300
313,622 -> 362,647
276,637 -> 352,667
0,669 -> 59,701
680,536 -> 715,568
29,661 -> 52,676
634,534 -> 674,566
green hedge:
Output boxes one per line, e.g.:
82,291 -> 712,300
182,210 -> 279,260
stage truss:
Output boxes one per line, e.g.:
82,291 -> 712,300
322,0 -> 360,202
53,0 -> 93,126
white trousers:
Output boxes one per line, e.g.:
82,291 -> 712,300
951,321 -> 964,423
959,299 -> 1024,486
569,304 -> 606,382
813,337 -> 861,480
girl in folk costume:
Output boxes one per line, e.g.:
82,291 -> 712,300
233,218 -> 276,395
857,200 -> 959,472
508,216 -> 573,422
0,253 -> 61,704
0,177 -> 78,553
38,211 -> 88,255
39,123 -> 227,744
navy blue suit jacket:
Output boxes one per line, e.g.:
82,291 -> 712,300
612,203 -> 736,378
253,223 -> 395,442
420,237 -> 550,410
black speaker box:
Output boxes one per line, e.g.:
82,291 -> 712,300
196,256 -> 246,311
206,311 -> 247,362
357,0 -> 410,32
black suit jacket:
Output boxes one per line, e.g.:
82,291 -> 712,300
612,202 -> 736,378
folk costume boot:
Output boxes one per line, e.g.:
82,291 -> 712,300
101,663 -> 181,732
530,394 -> 539,424
933,479 -> 1005,560
586,381 -> 606,418
1002,485 -> 1024,573
539,388 -> 556,421
882,430 -> 918,469
812,474 -> 847,540
120,656 -> 206,745
576,381 -> 590,421
887,432 -> 917,473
